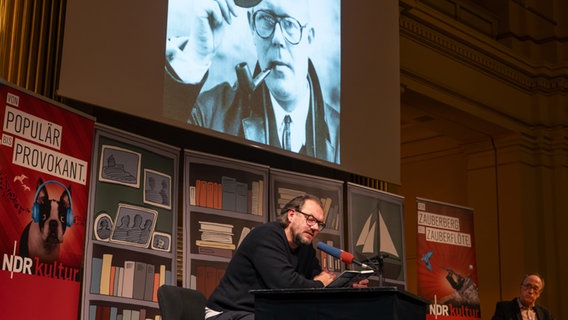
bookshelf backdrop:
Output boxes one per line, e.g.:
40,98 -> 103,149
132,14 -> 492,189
79,133 -> 409,319
183,150 -> 269,298
346,182 -> 406,288
81,125 -> 180,320
269,168 -> 344,273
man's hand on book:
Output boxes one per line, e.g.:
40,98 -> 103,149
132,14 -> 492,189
326,270 -> 374,288
314,269 -> 337,287
352,278 -> 369,288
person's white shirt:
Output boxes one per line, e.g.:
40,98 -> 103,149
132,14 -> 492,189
271,86 -> 309,153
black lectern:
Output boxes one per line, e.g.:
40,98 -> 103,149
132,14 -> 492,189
251,287 -> 427,320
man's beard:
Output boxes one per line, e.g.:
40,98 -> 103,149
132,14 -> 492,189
294,232 -> 312,246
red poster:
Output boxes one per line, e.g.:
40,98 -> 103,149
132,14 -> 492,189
0,81 -> 94,319
416,198 -> 481,320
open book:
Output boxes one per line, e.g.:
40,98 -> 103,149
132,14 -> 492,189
326,269 -> 374,288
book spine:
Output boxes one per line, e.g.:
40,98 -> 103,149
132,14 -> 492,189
122,309 -> 132,320
122,261 -> 135,298
205,266 -> 217,298
198,245 -> 233,258
139,308 -> 147,320
116,267 -> 124,297
159,264 -> 166,286
132,262 -> 148,300
257,180 -> 264,215
110,307 -> 118,320
152,272 -> 160,302
90,257 -> 102,294
206,181 -> 214,208
235,182 -> 248,213
251,181 -> 259,215
195,240 -> 236,250
166,269 -> 172,285
100,253 -> 113,295
89,304 -> 97,320
144,264 -> 155,301
221,176 -> 237,211
109,265 -> 117,296
196,266 -> 206,297
189,186 -> 196,206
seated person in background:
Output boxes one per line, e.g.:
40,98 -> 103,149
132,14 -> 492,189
205,194 -> 368,320
491,273 -> 555,320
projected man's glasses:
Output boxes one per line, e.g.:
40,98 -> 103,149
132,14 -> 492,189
252,10 -> 306,45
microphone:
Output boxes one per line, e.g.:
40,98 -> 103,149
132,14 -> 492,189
316,242 -> 374,270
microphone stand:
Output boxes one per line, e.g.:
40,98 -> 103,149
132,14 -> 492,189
362,252 -> 390,287
377,254 -> 386,287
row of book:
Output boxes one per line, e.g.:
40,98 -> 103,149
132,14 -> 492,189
192,265 -> 225,299
319,240 -> 342,272
91,254 -> 171,302
196,220 -> 235,259
189,177 -> 264,215
195,221 -> 252,259
323,203 -> 341,231
277,187 -> 340,230
88,305 -> 160,320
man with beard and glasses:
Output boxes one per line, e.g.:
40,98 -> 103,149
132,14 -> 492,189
203,194 -> 368,320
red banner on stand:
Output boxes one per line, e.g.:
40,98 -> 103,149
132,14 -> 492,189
0,81 -> 95,319
416,198 -> 481,320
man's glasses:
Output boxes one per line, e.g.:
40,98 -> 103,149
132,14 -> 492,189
252,10 -> 306,45
295,210 -> 326,230
522,283 -> 541,293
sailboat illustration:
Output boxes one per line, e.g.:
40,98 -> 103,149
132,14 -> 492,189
356,209 -> 399,258
355,209 -> 402,281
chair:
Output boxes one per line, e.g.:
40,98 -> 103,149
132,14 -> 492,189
157,284 -> 207,320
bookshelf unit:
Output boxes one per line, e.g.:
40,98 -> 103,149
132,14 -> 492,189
269,168 -> 344,272
346,182 -> 406,289
183,150 -> 269,298
81,125 -> 179,320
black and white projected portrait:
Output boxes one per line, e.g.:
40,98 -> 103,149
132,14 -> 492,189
164,0 -> 341,164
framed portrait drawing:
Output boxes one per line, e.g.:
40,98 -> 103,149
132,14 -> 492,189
151,232 -> 172,252
110,203 -> 158,248
143,169 -> 172,209
98,145 -> 141,188
94,212 -> 113,241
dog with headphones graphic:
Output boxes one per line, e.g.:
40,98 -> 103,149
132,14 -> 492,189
19,178 -> 74,263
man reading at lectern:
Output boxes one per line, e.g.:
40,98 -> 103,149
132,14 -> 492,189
165,0 -> 340,163
204,194 -> 368,320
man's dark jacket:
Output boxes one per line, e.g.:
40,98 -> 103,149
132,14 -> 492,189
167,59 -> 339,163
491,298 -> 554,320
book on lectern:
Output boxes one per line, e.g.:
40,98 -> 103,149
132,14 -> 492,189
326,269 -> 374,288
